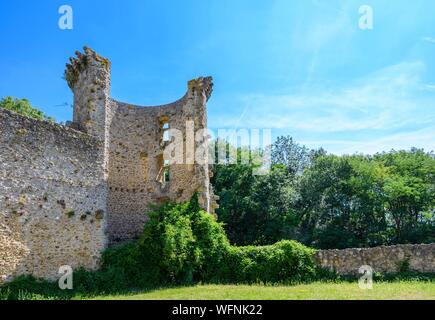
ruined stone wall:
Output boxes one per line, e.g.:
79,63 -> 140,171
315,244 -> 435,275
105,78 -> 214,244
0,109 -> 107,283
66,47 -> 217,244
66,47 -> 111,179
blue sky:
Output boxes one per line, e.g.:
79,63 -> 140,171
0,0 -> 434,154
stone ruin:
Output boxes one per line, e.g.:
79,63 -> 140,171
1,47 -> 432,283
65,47 -> 218,244
0,47 -> 218,282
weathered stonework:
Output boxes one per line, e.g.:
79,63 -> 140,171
0,109 -> 107,282
315,244 -> 435,275
105,96 -> 212,243
66,47 -> 217,244
0,46 -> 217,283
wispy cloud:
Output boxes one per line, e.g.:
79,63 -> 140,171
301,127 -> 435,155
422,36 -> 435,44
210,61 -> 435,154
424,84 -> 435,91
342,127 -> 435,155
214,61 -> 434,131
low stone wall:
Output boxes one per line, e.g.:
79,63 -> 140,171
315,244 -> 435,275
0,109 -> 107,283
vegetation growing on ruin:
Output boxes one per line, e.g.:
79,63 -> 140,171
0,194 -> 433,300
0,196 -> 322,300
0,96 -> 54,122
95,194 -> 319,290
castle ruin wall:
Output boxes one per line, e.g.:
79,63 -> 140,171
0,109 -> 107,282
66,47 -> 216,244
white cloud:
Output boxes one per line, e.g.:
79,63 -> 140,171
343,127 -> 435,155
210,61 -> 435,155
212,61 -> 434,133
422,36 -> 435,44
424,84 -> 435,91
301,126 -> 435,155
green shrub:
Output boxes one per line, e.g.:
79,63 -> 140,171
217,241 -> 317,283
396,258 -> 411,274
137,195 -> 231,284
100,242 -> 156,289
139,202 -> 198,283
1,196 -> 320,299
134,195 -> 317,285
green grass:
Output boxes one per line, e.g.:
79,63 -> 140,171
88,281 -> 435,300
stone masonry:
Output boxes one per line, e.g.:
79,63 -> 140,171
315,243 -> 435,275
0,108 -> 107,282
65,47 -> 217,244
0,47 -> 217,282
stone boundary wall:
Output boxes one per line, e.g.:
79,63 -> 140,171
0,109 -> 107,283
315,243 -> 435,275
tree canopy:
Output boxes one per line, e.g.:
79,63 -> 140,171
0,96 -> 54,121
212,136 -> 435,249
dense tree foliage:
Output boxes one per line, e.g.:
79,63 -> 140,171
0,96 -> 54,121
212,137 -> 435,249
214,163 -> 299,245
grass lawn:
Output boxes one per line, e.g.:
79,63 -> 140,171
89,281 -> 435,300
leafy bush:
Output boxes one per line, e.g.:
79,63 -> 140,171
73,242 -> 155,294
0,196 -> 320,299
135,195 -> 317,284
218,241 -> 317,283
0,276 -> 72,300
396,258 -> 411,274
136,195 -> 230,284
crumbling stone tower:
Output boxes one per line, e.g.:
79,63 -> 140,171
65,47 -> 217,244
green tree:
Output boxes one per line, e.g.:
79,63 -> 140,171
0,96 -> 54,121
377,149 -> 435,243
298,150 -> 434,248
212,163 -> 257,245
272,136 -> 314,175
250,165 -> 299,244
212,136 -> 434,249
212,161 -> 299,245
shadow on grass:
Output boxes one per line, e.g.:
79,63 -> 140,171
1,270 -> 434,301
0,275 -> 162,301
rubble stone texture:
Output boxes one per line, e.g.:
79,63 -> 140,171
315,243 -> 435,275
65,47 -> 217,244
0,109 -> 107,282
0,47 -> 217,282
